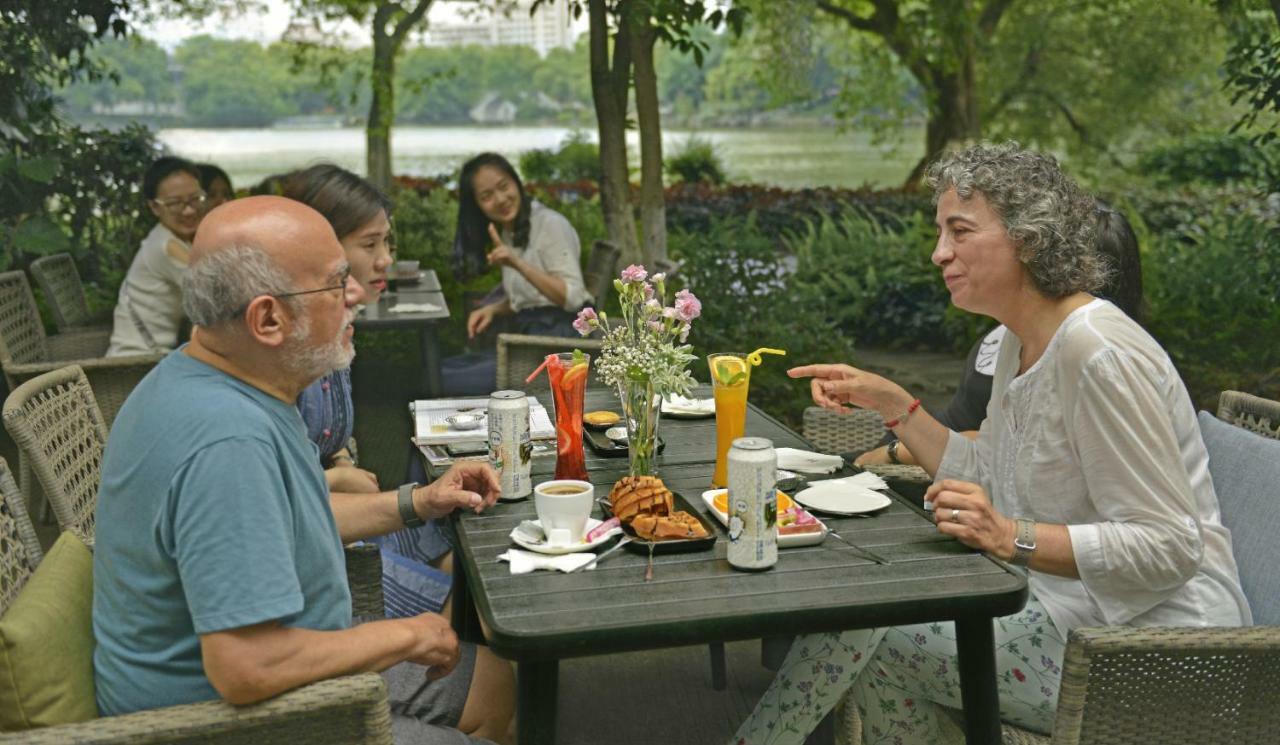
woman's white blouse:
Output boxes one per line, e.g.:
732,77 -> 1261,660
937,299 -> 1251,637
500,200 -> 591,313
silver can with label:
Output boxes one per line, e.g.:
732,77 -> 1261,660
488,390 -> 532,500
726,436 -> 777,571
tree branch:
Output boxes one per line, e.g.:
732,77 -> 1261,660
986,44 -> 1039,120
977,0 -> 1016,37
815,0 -> 877,33
391,0 -> 434,47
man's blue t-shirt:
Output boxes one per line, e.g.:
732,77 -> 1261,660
93,349 -> 352,716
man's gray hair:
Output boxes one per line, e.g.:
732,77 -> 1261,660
926,141 -> 1105,298
183,244 -> 298,327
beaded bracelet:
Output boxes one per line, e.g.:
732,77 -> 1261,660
883,398 -> 922,429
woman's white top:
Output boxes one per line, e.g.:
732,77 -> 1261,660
107,223 -> 189,356
500,201 -> 591,313
937,299 -> 1251,638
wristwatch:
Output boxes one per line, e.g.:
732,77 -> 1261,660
1010,518 -> 1037,567
398,482 -> 425,528
886,440 -> 902,464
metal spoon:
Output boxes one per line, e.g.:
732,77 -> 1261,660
568,536 -> 633,573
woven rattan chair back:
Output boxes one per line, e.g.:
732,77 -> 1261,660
1218,390 -> 1280,440
802,406 -> 886,454
496,333 -> 607,391
2,365 -> 108,547
29,254 -> 95,332
582,239 -> 620,308
0,270 -> 51,376
0,455 -> 42,614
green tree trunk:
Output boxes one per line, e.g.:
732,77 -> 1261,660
630,19 -> 668,266
367,4 -> 397,191
589,0 -> 641,266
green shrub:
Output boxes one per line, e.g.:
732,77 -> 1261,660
665,136 -> 726,185
1142,198 -> 1280,408
518,131 -> 600,184
1138,133 -> 1280,189
787,207 -> 984,353
670,213 -> 856,427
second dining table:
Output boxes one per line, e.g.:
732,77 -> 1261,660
431,387 -> 1029,745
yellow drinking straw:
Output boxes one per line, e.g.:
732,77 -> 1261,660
746,347 -> 786,367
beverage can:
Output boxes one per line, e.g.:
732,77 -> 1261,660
488,390 -> 532,500
726,436 -> 777,570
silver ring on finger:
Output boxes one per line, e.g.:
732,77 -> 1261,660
950,508 -> 962,523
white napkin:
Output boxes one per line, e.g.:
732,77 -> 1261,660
497,549 -> 597,574
812,471 -> 890,491
775,447 -> 846,474
389,302 -> 442,314
662,394 -> 714,415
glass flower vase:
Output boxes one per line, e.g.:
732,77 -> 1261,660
618,375 -> 662,477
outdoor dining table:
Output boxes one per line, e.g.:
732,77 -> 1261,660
434,388 -> 1029,745
354,268 -> 450,396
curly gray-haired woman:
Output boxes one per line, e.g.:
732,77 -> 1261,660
733,142 -> 1250,745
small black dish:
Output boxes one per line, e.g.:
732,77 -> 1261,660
585,428 -> 665,457
602,490 -> 717,554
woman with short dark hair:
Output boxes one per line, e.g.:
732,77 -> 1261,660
107,156 -> 206,356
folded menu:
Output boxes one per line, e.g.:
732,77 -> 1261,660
410,397 -> 554,445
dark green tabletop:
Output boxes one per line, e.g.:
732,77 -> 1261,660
440,394 -> 1028,745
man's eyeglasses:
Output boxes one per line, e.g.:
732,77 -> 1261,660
272,266 -> 352,301
152,193 -> 208,212
234,267 -> 351,317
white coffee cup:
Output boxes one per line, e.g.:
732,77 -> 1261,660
533,480 -> 594,546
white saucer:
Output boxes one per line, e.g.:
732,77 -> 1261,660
509,518 -> 622,555
794,481 -> 892,515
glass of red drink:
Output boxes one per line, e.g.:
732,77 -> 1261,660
546,351 -> 590,481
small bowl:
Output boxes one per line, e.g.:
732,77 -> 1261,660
446,412 -> 484,431
393,259 -> 420,275
605,426 -> 629,443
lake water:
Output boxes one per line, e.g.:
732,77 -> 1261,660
157,124 -> 923,190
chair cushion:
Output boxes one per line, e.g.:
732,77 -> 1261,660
0,531 -> 97,730
1198,410 -> 1280,625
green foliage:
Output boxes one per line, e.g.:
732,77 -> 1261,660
664,136 -> 726,185
1142,195 -> 1280,407
670,213 -> 856,428
60,35 -> 175,115
1138,133 -> 1280,189
1221,4 -> 1280,142
787,208 -> 983,353
518,131 -> 601,184
175,36 -> 293,127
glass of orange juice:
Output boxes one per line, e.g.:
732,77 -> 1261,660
708,352 -> 750,487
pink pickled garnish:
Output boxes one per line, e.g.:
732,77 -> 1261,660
585,516 -> 620,542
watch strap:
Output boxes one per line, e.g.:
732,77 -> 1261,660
1010,518 -> 1036,567
398,482 -> 425,528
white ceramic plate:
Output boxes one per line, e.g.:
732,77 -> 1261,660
700,490 -> 828,548
794,481 -> 892,516
508,518 -> 623,555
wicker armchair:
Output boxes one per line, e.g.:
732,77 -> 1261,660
801,406 -> 931,485
28,254 -> 113,333
0,454 -> 393,744
495,333 -> 607,391
0,270 -> 160,427
2,365 -> 106,546
837,390 -> 1280,745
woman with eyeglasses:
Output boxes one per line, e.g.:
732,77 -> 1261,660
107,156 -> 209,356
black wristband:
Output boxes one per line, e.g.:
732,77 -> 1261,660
886,440 -> 902,465
398,482 -> 425,528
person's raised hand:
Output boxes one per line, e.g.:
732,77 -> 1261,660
467,306 -> 494,339
787,363 -> 912,417
486,224 -> 516,268
412,461 -> 503,520
403,613 -> 460,679
926,479 -> 1016,560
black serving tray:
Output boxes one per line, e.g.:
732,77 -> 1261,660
584,428 -> 665,457
603,490 -> 717,554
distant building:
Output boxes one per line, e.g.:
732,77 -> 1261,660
469,93 -> 518,124
423,0 -> 574,57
